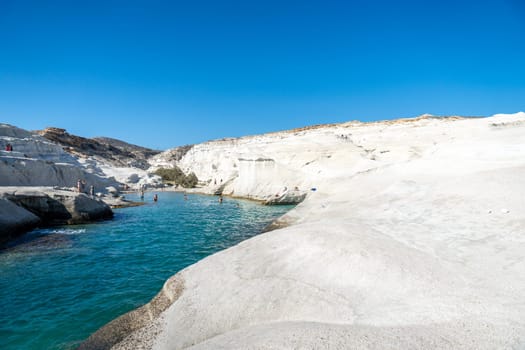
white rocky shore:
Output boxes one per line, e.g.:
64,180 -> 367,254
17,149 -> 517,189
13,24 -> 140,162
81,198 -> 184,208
0,123 -> 163,191
0,123 -> 157,243
80,112 -> 525,349
0,186 -> 113,244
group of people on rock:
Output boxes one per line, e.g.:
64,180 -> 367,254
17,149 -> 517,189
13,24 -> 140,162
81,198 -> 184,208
76,179 -> 95,196
5,143 -> 13,151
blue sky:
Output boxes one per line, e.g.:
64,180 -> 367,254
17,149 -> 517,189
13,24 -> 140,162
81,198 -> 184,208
1,0 -> 524,149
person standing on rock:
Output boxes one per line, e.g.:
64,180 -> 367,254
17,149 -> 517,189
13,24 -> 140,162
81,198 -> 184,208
90,185 -> 95,197
77,179 -> 82,193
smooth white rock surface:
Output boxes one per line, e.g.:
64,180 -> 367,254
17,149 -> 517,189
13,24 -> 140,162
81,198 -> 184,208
117,113 -> 525,349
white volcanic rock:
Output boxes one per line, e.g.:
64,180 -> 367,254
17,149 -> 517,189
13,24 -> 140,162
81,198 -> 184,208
0,124 -> 79,163
37,127 -> 163,188
95,162 -> 163,189
0,156 -> 117,190
0,197 -> 40,243
84,113 -> 525,349
0,186 -> 114,243
151,115 -> 451,200
0,123 -> 154,243
1,187 -> 113,225
263,187 -> 307,205
0,123 -> 34,138
0,124 -> 121,191
0,123 -> 161,191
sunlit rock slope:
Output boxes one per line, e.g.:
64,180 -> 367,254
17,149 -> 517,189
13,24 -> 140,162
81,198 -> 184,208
38,127 -> 163,187
85,112 -> 525,349
0,124 -> 120,190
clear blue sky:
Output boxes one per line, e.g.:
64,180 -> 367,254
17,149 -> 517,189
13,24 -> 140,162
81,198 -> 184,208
1,0 -> 524,150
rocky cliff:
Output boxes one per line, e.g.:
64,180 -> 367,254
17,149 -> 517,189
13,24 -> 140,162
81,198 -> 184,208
0,123 -> 166,191
0,124 -> 121,191
86,112 -> 525,350
37,127 -> 164,188
0,123 -> 150,244
39,127 -> 160,170
151,115 -> 468,201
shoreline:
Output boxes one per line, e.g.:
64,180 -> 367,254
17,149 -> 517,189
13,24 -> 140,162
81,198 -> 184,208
0,186 -> 115,245
3,113 -> 524,349
127,186 -> 270,204
0,186 -> 145,246
80,113 -> 525,349
77,193 -> 294,350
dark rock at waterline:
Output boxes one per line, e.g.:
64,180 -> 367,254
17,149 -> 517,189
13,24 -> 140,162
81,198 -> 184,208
0,187 -> 113,244
0,198 -> 41,244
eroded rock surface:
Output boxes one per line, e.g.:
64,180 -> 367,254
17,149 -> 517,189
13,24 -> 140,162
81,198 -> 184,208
38,127 -> 159,169
0,197 -> 40,244
0,187 -> 113,244
96,112 -> 525,350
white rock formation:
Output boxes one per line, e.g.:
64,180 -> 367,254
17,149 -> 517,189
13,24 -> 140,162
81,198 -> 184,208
0,186 -> 113,243
0,124 -> 122,191
95,162 -> 163,190
0,197 -> 40,243
0,123 -> 80,163
0,122 -> 166,243
84,112 -> 525,349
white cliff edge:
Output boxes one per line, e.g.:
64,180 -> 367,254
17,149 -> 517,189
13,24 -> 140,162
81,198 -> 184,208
79,112 -> 525,349
0,124 -> 153,242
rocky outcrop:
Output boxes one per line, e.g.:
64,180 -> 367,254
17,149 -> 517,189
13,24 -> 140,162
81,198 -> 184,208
0,124 -> 80,163
151,115 -> 480,202
0,187 -> 113,244
1,187 -> 113,225
94,137 -> 160,166
0,197 -> 40,244
96,112 -> 525,350
0,156 -> 119,190
152,144 -> 193,164
39,127 -> 159,169
0,124 -> 123,191
33,126 -> 167,188
263,188 -> 308,205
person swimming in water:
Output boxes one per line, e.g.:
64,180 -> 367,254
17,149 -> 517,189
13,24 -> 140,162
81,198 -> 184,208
153,194 -> 158,202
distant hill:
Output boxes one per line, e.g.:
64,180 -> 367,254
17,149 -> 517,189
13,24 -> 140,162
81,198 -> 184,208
38,128 -> 160,170
93,137 -> 160,158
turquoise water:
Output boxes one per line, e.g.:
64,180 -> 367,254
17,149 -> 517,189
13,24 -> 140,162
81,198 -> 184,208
0,192 -> 293,350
